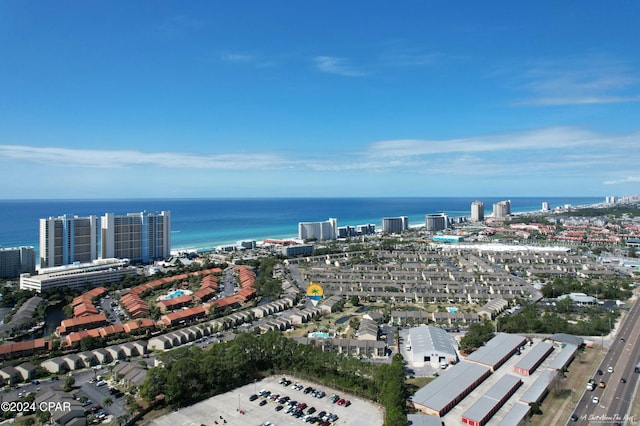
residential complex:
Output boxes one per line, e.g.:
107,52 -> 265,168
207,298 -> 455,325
492,200 -> 511,219
0,246 -> 36,278
471,201 -> 484,222
381,216 -> 408,233
425,213 -> 447,231
39,214 -> 99,268
19,258 -> 135,293
298,218 -> 338,241
101,211 -> 171,263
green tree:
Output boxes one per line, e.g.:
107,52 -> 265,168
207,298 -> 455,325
102,397 -> 113,408
459,321 -> 495,354
140,368 -> 169,402
64,376 -> 75,391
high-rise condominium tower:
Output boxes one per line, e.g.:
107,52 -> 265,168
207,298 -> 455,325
471,201 -> 484,222
425,214 -> 447,231
492,200 -> 511,219
0,246 -> 36,278
298,218 -> 338,241
382,216 -> 409,233
40,215 -> 99,268
101,211 -> 171,263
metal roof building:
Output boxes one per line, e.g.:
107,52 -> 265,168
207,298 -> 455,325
558,292 -> 597,305
550,333 -> 584,347
412,361 -> 491,416
461,374 -> 522,426
407,414 -> 444,426
513,342 -> 554,376
547,343 -> 578,370
519,369 -> 556,405
496,402 -> 530,426
406,325 -> 459,367
465,333 -> 527,371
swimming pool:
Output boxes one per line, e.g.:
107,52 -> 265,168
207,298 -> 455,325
167,290 -> 185,299
308,332 -> 332,339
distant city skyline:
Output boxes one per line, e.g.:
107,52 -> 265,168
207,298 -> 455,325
1,2 -> 639,199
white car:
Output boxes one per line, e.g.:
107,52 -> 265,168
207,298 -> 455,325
592,396 -> 599,404
607,366 -> 614,373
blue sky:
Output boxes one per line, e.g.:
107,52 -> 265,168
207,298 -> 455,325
1,1 -> 639,199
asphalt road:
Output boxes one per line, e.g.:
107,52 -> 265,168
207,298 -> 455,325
569,296 -> 640,424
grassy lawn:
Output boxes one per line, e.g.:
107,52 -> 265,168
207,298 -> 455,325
530,345 -> 604,425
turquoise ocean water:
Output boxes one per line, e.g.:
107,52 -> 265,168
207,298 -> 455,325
0,197 -> 604,256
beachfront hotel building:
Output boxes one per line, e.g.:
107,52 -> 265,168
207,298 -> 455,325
471,201 -> 484,222
425,214 -> 447,232
492,200 -> 511,219
381,216 -> 409,234
39,215 -> 99,268
101,211 -> 171,263
0,246 -> 36,278
298,218 -> 337,241
20,258 -> 135,293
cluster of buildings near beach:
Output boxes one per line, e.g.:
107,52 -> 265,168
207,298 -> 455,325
2,196 -> 639,292
0,210 -> 170,291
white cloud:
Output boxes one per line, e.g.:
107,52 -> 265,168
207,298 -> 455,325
366,127 -> 619,157
513,96 -> 640,106
1,127 -> 638,180
312,56 -> 366,77
511,56 -> 640,106
0,145 -> 291,170
220,52 -> 276,68
604,176 -> 640,185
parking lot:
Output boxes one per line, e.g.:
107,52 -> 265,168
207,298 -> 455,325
148,375 -> 384,426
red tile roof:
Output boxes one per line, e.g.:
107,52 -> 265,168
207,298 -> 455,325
0,338 -> 48,357
58,314 -> 108,334
73,303 -> 99,317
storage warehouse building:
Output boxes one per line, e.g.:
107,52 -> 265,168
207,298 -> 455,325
461,374 -> 522,426
513,342 -> 554,376
465,333 -> 527,372
412,361 -> 491,416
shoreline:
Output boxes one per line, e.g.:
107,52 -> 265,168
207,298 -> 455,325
0,197 -> 609,264
170,201 -> 607,255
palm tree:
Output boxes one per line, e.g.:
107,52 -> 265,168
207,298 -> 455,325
102,396 -> 113,408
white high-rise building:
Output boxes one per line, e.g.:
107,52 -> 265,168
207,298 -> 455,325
101,211 -> 171,263
471,201 -> 484,222
382,216 -> 409,233
492,200 -> 511,219
425,214 -> 447,231
541,201 -> 550,212
0,246 -> 36,278
298,218 -> 338,241
39,215 -> 99,268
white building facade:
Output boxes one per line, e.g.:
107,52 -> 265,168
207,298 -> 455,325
298,218 -> 337,241
39,215 -> 99,268
101,211 -> 171,263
